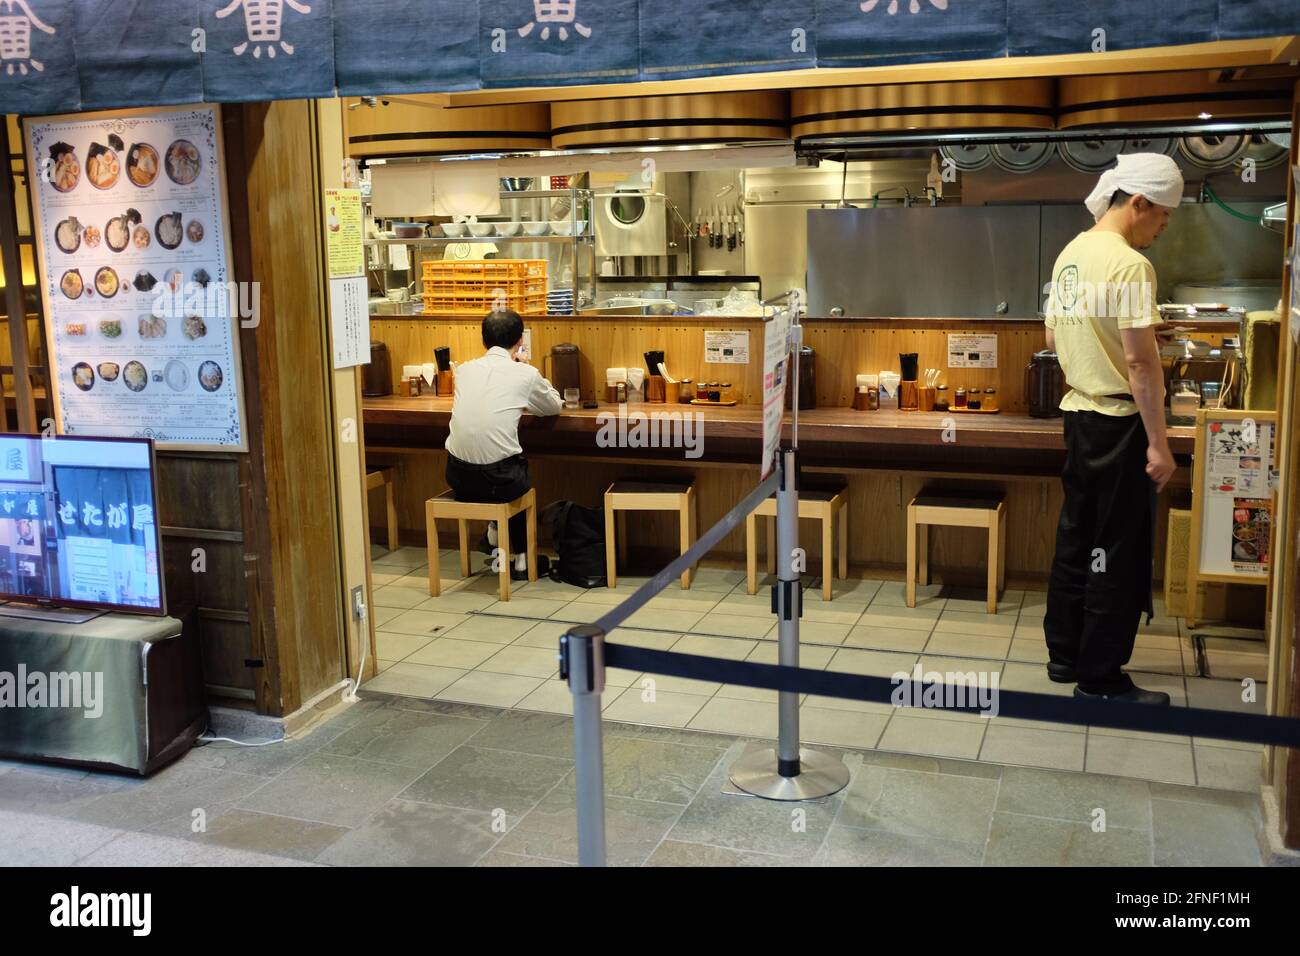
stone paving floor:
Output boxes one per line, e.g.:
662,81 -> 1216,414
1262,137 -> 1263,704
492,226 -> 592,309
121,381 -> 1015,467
0,693 -> 1266,866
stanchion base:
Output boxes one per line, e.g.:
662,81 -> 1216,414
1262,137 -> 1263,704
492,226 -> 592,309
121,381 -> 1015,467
728,747 -> 850,801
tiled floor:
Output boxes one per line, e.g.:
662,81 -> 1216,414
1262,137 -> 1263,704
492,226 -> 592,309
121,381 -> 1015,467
0,697 -> 1265,866
366,546 -> 1268,794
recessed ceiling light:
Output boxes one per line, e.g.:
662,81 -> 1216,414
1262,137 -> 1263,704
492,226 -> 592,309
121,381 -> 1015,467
1198,112 -> 1213,120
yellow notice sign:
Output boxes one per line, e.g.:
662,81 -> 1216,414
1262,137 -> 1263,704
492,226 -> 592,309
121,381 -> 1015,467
325,188 -> 363,278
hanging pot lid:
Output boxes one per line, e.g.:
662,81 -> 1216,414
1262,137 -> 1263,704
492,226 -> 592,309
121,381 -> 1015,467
990,140 -> 1054,174
1243,133 -> 1288,170
1264,131 -> 1291,150
939,143 -> 993,172
1057,138 -> 1123,173
1119,136 -> 1179,158
1179,134 -> 1250,170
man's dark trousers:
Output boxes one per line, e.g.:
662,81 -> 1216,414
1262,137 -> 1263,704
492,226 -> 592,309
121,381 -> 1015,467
445,453 -> 531,552
1044,410 -> 1156,695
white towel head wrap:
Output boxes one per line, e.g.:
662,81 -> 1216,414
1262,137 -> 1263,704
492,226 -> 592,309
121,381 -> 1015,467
1084,152 -> 1184,223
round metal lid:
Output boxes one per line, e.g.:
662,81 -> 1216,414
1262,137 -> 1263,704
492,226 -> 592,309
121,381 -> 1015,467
1057,138 -> 1124,173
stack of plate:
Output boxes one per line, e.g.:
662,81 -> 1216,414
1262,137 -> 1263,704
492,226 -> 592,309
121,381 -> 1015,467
547,288 -> 575,315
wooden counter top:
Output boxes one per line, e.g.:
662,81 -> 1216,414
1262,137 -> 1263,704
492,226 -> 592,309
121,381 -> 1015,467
363,396 -> 1196,475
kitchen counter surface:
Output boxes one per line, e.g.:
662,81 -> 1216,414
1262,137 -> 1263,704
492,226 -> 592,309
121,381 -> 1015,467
364,396 -> 1196,476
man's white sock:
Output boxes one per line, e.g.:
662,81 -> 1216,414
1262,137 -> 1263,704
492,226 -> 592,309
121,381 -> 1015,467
514,552 -> 527,572
486,521 -> 498,547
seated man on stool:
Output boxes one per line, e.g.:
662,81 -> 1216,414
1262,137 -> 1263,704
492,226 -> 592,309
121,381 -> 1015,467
445,309 -> 562,579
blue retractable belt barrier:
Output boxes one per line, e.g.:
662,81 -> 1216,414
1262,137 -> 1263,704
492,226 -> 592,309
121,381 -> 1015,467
602,642 -> 1300,750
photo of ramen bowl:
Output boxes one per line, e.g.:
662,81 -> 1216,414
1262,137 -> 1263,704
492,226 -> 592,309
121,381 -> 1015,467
83,225 -> 101,248
86,139 -> 122,190
156,212 -> 183,250
105,213 -> 136,252
165,140 -> 201,185
133,224 -> 151,250
127,143 -> 159,187
55,217 -> 82,254
72,362 -> 95,391
95,266 -> 119,297
187,219 -> 204,244
97,362 -> 120,382
199,361 -> 223,392
50,143 -> 80,193
124,361 -> 148,392
60,269 -> 84,299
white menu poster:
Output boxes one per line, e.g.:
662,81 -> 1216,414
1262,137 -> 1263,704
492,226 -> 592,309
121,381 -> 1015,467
26,105 -> 247,451
760,302 -> 794,479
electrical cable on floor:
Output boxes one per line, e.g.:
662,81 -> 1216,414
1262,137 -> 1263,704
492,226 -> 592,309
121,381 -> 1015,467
343,597 -> 369,703
196,734 -> 284,748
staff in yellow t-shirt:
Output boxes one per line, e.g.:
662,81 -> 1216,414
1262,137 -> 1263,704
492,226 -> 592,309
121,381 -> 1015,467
1041,153 -> 1182,706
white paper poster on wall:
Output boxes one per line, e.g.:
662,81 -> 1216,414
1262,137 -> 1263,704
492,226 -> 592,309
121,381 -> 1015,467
25,105 -> 247,451
705,330 -> 751,365
947,333 -> 998,369
329,276 -> 371,370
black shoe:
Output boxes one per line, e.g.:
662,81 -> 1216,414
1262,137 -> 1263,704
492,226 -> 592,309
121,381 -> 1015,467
1074,685 -> 1171,706
1047,662 -> 1078,684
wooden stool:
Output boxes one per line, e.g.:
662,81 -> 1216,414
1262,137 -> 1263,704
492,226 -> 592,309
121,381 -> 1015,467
745,486 -> 848,600
366,468 -> 399,552
604,481 -> 697,589
425,488 -> 537,601
906,493 -> 1005,613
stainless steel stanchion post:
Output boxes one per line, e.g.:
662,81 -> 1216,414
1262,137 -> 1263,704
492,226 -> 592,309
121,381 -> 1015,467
561,624 -> 607,866
730,294 -> 848,800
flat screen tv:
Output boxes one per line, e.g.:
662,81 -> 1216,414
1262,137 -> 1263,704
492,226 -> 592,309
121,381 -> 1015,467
0,435 -> 164,615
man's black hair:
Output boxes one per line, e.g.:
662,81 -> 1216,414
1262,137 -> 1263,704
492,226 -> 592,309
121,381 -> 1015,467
482,309 -> 524,349
1109,189 -> 1133,209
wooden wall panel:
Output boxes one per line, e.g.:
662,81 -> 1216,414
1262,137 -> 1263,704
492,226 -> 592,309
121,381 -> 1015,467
370,315 -> 1052,414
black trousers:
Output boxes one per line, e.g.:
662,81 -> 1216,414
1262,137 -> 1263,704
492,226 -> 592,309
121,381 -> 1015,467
1044,411 -> 1156,695
445,453 -> 531,552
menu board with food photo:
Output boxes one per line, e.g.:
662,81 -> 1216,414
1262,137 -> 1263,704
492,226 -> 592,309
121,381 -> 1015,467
1228,498 -> 1271,575
1191,411 -> 1278,582
25,105 -> 246,451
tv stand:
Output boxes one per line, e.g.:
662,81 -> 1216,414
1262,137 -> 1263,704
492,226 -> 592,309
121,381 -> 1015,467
0,602 -> 106,625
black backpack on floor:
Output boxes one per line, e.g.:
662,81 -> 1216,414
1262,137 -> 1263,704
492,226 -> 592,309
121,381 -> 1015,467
542,500 -> 607,589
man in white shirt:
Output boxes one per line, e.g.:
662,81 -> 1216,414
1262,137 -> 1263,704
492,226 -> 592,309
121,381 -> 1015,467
445,310 -> 562,577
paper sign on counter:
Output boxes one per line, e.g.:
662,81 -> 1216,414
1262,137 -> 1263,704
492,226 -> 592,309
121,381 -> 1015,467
705,330 -> 750,365
947,333 -> 998,369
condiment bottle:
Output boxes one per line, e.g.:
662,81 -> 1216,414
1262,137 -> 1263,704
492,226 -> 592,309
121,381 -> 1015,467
982,387 -> 998,412
721,382 -> 733,403
934,385 -> 949,412
696,381 -> 709,401
954,386 -> 967,408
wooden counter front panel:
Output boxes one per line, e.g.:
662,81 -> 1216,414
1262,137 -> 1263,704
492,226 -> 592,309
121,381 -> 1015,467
369,316 -> 1051,414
